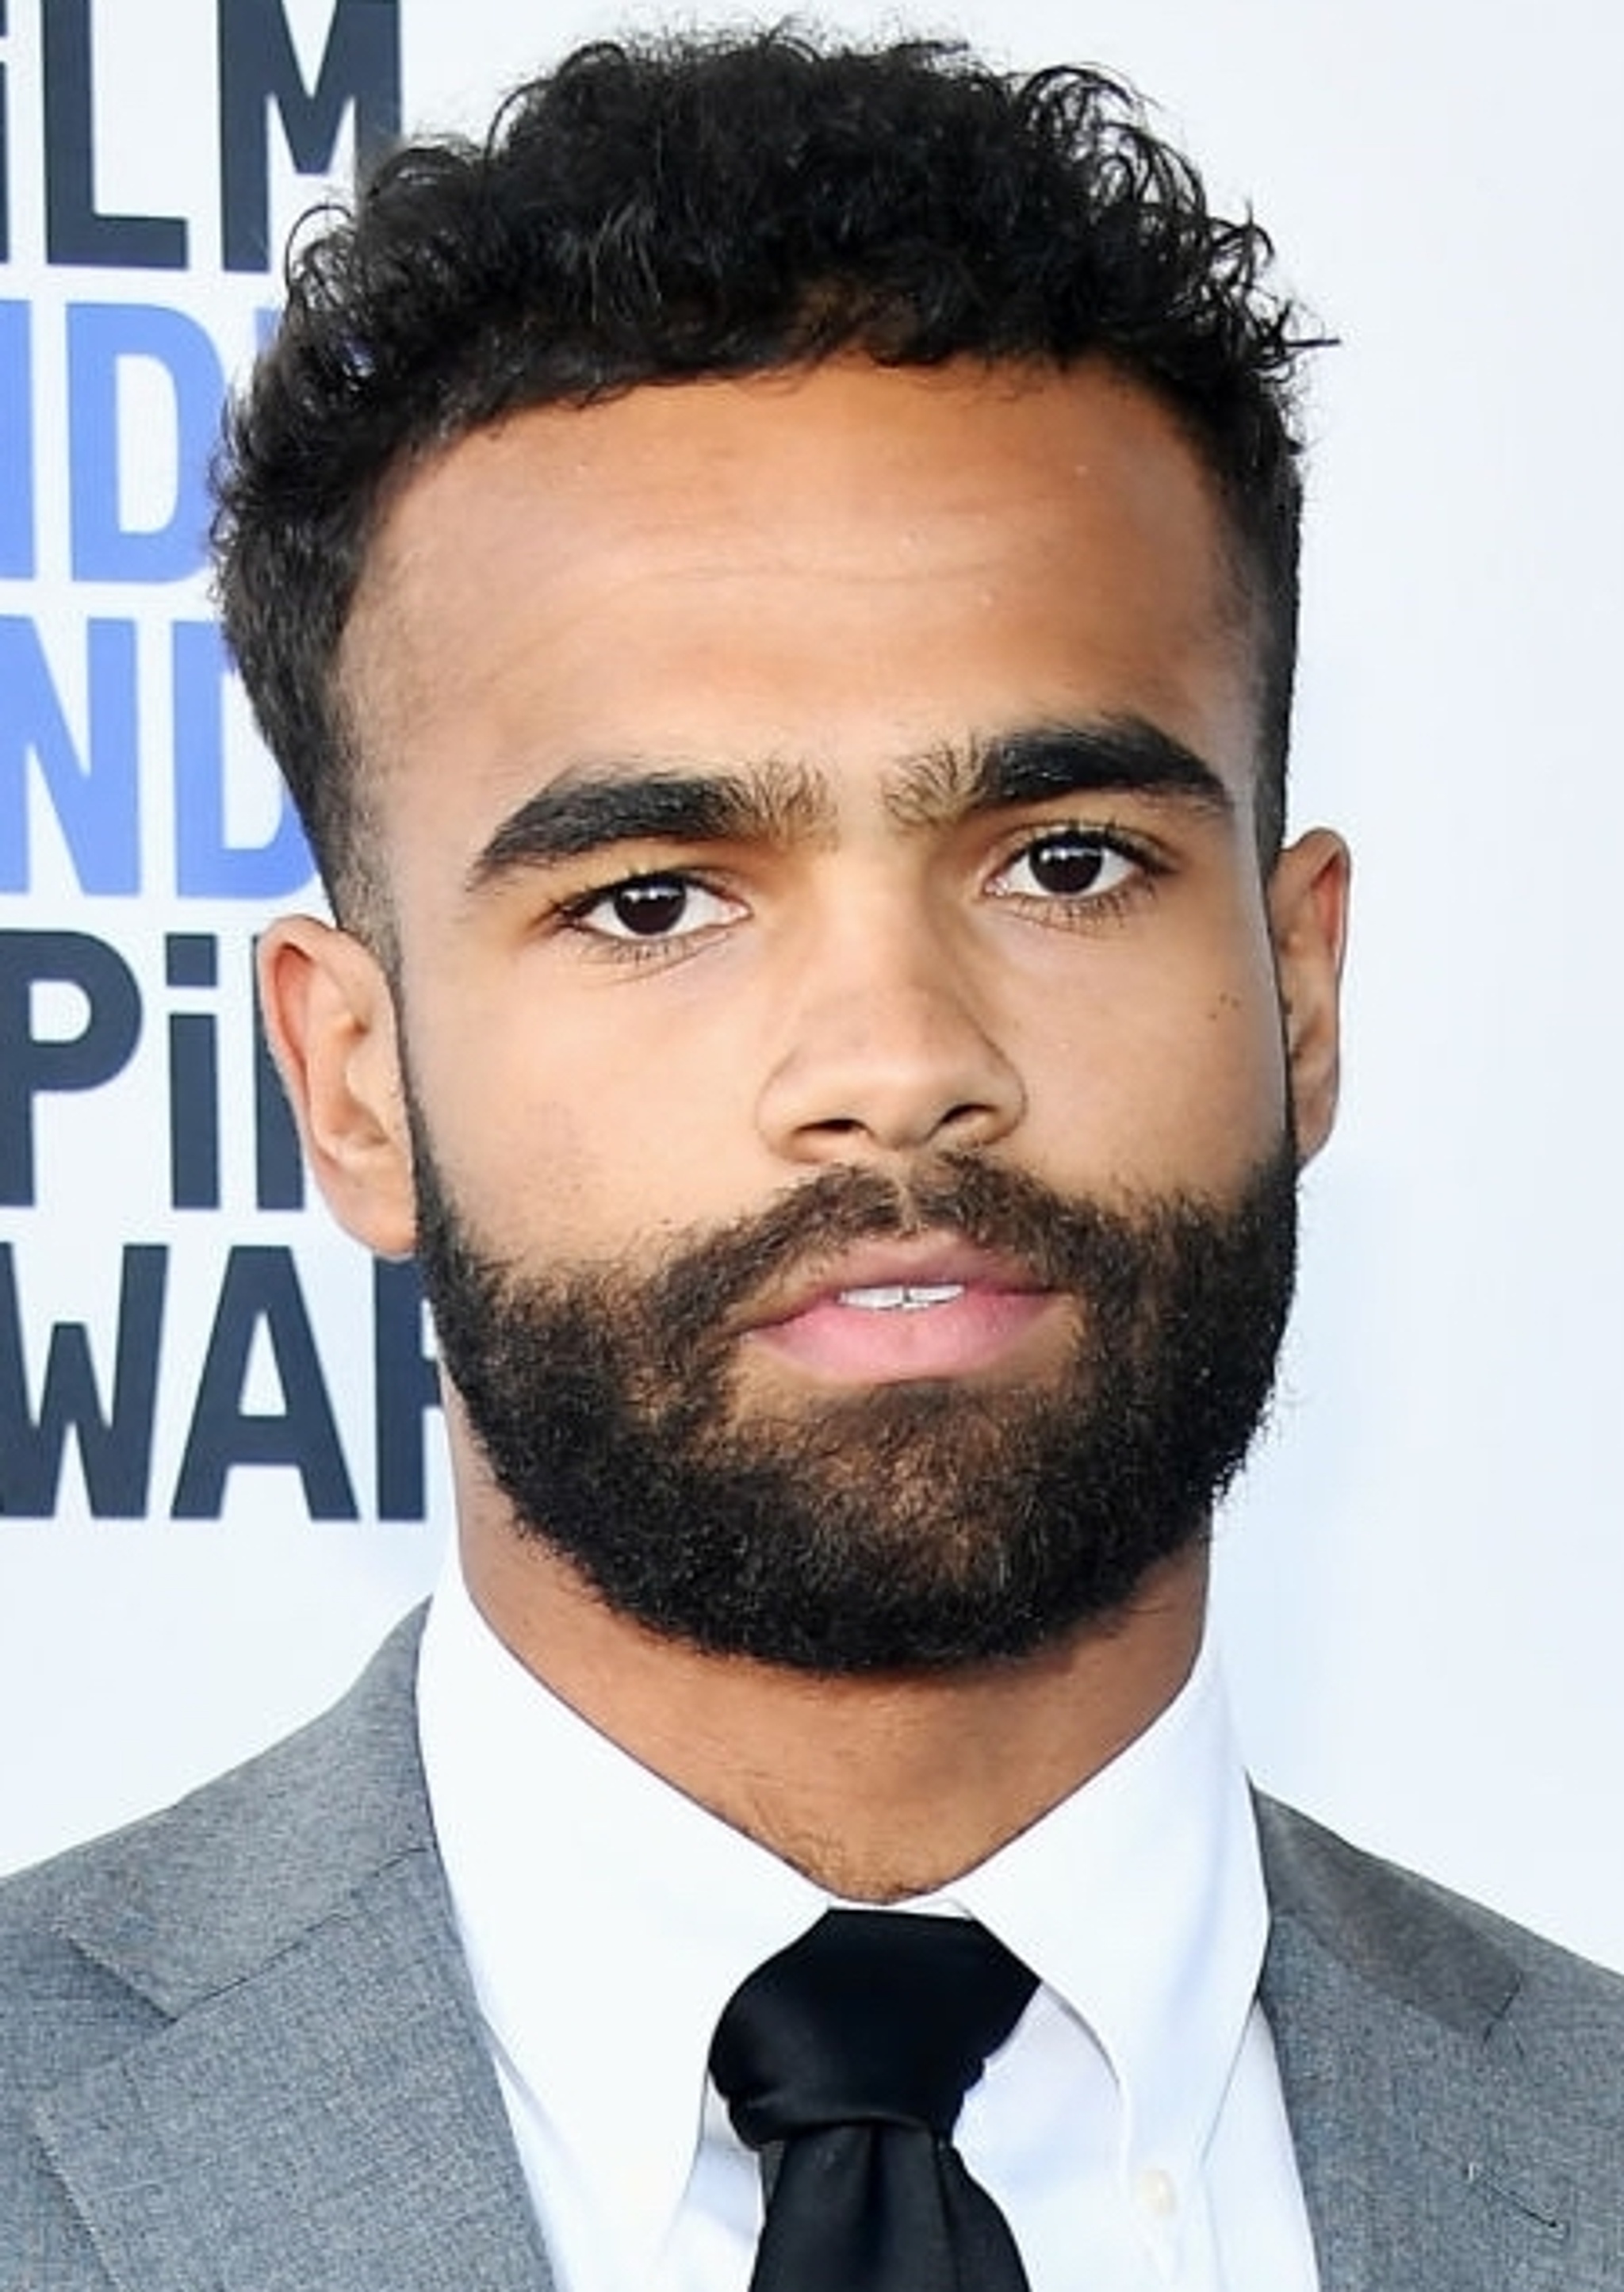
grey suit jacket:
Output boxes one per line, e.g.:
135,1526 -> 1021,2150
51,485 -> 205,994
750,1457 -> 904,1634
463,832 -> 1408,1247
3,1612 -> 1622,2290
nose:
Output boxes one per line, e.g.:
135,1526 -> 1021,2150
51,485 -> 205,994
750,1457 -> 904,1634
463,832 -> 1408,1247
755,912 -> 1026,1163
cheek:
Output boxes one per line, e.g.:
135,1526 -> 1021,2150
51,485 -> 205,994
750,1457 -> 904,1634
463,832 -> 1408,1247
426,1076 -> 599,1249
1189,983 -> 1289,1144
409,997 -> 766,1259
395,986 -> 588,1242
1148,956 -> 1291,1179
1019,933 -> 1288,1193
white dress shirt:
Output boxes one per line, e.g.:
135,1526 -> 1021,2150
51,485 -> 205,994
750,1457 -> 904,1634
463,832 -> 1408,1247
418,1558 -> 1320,2292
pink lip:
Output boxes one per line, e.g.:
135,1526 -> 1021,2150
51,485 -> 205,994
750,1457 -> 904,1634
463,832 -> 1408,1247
741,1234 -> 1060,1387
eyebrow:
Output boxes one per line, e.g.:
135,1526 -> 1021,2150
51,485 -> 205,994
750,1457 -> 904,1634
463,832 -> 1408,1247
891,721 -> 1235,828
465,718 -> 1233,891
467,761 -> 833,889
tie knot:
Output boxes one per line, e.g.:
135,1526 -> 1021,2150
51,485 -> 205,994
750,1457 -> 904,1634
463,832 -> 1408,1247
710,1910 -> 1036,2150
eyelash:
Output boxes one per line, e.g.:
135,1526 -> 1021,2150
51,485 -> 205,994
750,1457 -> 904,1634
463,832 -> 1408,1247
984,822 -> 1167,924
552,869 -> 741,963
550,820 -> 1167,960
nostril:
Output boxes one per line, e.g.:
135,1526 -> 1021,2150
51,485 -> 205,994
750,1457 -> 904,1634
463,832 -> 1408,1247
758,1002 -> 1027,1162
936,1101 -> 1000,1143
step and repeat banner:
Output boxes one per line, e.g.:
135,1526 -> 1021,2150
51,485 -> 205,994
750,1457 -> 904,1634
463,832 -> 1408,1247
4,0 -> 1623,1964
1,0 -> 454,1872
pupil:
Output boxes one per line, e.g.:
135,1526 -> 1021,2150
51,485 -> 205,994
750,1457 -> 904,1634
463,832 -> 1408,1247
613,879 -> 688,935
1031,838 -> 1104,895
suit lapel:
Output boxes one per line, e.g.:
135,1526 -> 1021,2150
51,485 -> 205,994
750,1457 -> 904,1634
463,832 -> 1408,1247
29,1615 -> 556,2292
1258,1799 -> 1596,2292
35,1852 -> 553,2292
26,1636 -> 1620,2291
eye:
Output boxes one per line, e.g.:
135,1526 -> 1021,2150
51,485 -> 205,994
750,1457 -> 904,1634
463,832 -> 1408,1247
568,871 -> 742,942
988,830 -> 1141,904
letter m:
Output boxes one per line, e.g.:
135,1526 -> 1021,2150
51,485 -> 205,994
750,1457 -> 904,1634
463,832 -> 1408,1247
0,1246 -> 165,1517
219,0 -> 401,273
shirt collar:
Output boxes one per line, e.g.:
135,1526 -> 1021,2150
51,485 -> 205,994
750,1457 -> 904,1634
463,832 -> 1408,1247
419,1558 -> 825,2275
418,1554 -> 1264,2276
931,1633 -> 1267,2187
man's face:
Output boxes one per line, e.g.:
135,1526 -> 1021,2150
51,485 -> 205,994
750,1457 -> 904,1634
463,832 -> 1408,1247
297,358 -> 1345,1667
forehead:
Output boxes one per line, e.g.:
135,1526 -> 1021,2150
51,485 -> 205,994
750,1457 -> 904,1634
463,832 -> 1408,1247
339,358 -> 1259,858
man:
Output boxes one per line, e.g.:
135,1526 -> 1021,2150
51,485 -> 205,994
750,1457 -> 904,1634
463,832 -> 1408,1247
3,29 -> 1622,2292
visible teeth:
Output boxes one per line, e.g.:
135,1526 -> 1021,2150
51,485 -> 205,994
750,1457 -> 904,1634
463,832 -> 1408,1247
837,1283 -> 965,1312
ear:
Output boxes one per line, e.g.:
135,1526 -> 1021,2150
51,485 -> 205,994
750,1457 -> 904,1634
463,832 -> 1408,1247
255,916 -> 417,1258
1266,827 -> 1350,1166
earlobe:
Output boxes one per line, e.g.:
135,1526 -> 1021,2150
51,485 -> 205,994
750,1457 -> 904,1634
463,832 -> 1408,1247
255,916 -> 417,1258
1267,827 -> 1350,1166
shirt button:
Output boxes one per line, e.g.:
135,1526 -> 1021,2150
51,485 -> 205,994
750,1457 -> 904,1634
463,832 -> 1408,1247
1136,2166 -> 1178,2219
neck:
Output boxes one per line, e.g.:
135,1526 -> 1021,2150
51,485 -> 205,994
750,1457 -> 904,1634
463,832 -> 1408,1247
461,1523 -> 1207,1902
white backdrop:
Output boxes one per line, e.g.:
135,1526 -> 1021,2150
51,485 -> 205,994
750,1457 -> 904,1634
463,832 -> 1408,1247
3,0 -> 1622,1971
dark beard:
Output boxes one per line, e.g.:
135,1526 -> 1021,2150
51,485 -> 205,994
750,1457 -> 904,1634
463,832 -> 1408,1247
412,1133 -> 1298,1674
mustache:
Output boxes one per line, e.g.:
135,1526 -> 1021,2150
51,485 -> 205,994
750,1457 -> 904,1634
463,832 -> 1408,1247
627,1151 -> 1289,1342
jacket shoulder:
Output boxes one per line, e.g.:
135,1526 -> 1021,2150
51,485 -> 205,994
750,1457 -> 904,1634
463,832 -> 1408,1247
1258,1793 -> 1624,2099
0,1608 -> 431,2098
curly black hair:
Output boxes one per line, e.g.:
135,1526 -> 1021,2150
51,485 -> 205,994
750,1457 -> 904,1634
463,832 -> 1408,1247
212,29 -> 1315,923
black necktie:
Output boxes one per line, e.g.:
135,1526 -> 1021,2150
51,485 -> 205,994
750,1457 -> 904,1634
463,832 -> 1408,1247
709,1909 -> 1037,2291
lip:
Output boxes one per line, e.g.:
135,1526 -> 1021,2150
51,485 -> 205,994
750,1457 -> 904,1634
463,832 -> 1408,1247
741,1234 -> 1048,1332
737,1232 -> 1061,1387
